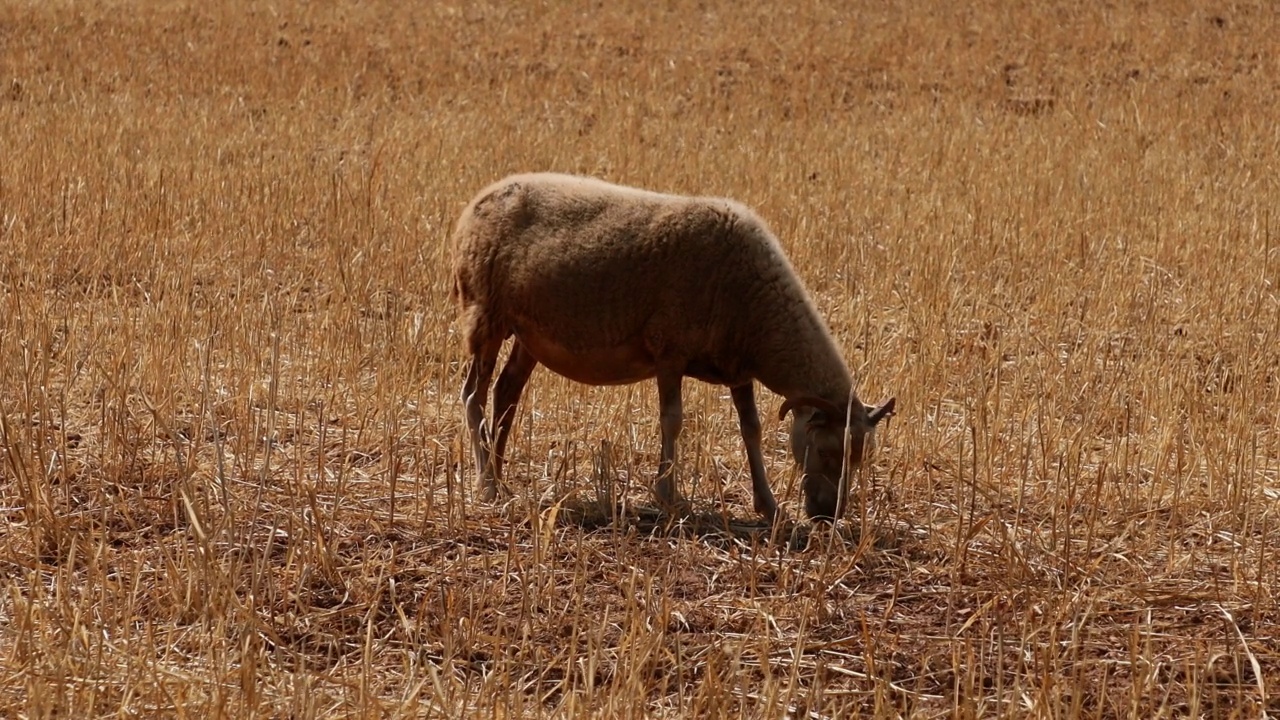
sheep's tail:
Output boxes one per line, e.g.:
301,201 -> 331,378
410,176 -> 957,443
450,245 -> 476,304
448,222 -> 471,306
450,269 -> 464,303
450,261 -> 483,351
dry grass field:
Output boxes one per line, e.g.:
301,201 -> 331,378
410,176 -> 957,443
3,0 -> 1279,717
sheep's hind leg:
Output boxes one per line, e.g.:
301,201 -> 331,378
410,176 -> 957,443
462,338 -> 503,500
654,371 -> 689,515
730,383 -> 781,522
491,340 -> 538,483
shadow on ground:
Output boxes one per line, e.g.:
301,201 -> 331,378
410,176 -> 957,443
542,493 -> 911,554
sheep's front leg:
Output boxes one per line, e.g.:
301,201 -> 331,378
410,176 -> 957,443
730,383 -> 781,521
462,339 -> 502,500
654,371 -> 687,513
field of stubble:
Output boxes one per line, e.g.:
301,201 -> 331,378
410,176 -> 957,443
2,1 -> 1279,717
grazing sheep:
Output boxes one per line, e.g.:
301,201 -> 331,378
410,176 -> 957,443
451,173 -> 894,521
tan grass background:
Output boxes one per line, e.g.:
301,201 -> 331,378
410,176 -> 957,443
2,0 -> 1278,717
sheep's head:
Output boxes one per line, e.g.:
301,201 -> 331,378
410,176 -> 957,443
779,395 -> 895,521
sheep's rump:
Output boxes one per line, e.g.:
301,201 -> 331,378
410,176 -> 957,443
450,173 -> 802,385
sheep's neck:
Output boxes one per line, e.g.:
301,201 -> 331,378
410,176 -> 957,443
749,312 -> 854,409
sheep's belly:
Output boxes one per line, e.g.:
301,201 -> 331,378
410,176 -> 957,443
519,333 -> 656,386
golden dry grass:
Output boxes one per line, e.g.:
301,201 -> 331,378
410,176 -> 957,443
2,0 -> 1279,717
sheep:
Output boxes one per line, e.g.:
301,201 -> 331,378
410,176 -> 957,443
450,172 -> 895,522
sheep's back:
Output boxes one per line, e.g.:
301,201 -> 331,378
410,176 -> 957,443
454,174 -> 814,369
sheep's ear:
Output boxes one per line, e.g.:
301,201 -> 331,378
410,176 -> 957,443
866,397 -> 896,426
778,396 -> 844,423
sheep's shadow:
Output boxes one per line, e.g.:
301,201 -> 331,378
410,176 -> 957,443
540,494 -> 899,552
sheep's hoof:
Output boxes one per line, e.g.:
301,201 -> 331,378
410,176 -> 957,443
761,506 -> 789,527
480,479 -> 513,503
754,498 -> 784,523
656,496 -> 693,521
